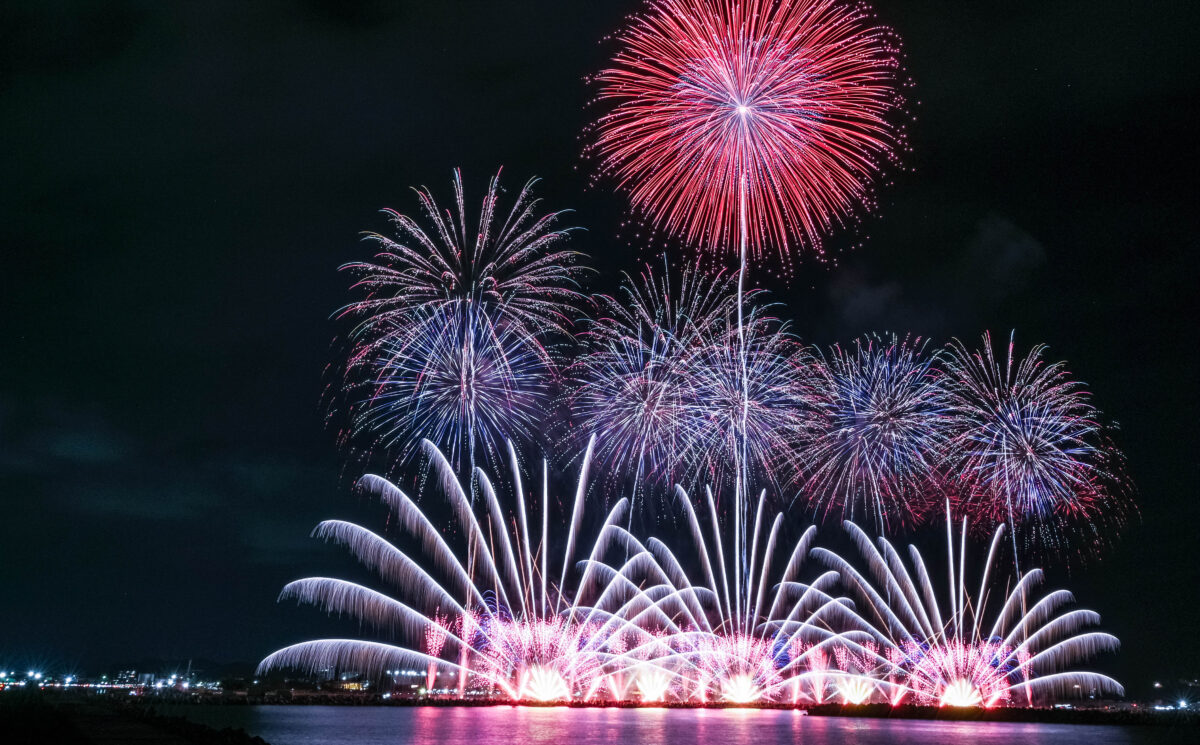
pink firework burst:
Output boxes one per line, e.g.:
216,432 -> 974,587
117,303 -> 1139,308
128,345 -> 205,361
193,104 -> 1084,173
469,617 -> 610,701
904,639 -> 1024,708
591,0 -> 906,265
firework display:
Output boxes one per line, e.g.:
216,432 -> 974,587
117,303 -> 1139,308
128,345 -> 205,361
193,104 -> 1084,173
259,438 -> 676,700
340,169 -> 583,337
329,169 -> 584,472
942,332 -> 1133,560
357,305 -> 550,471
572,318 -> 1130,549
263,447 -> 1123,705
586,6 -> 912,663
568,262 -> 736,495
801,334 -> 949,533
276,0 -> 1136,712
811,507 -> 1124,706
591,0 -> 905,264
569,262 -> 815,499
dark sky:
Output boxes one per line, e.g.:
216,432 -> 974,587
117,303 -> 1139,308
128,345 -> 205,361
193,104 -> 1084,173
2,0 -> 1197,696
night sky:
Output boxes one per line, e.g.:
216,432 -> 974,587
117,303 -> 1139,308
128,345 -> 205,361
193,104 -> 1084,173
2,1 -> 1197,697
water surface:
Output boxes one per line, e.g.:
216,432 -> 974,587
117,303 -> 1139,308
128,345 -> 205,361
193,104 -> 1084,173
164,705 -> 1192,745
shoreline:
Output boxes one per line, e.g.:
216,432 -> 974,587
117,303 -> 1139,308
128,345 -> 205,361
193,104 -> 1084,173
1,691 -> 270,744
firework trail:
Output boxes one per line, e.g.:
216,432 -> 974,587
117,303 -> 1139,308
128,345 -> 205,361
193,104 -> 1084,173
570,262 -> 814,504
683,302 -> 816,599
592,0 -> 905,593
942,332 -> 1133,564
688,304 -> 818,494
800,333 -> 950,533
591,0 -> 906,264
329,169 -> 585,474
812,505 -> 1124,706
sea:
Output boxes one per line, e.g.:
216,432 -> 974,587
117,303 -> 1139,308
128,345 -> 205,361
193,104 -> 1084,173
160,705 -> 1197,745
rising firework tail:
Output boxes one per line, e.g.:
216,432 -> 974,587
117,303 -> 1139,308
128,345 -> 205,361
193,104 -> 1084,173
588,2 -> 908,636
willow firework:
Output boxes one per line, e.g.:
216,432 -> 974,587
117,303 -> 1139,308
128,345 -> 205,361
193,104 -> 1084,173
591,0 -> 906,263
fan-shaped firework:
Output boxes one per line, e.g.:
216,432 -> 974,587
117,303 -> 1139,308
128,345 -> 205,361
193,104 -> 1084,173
801,334 -> 950,533
603,483 -> 874,704
812,508 -> 1124,706
259,439 -> 687,702
260,436 -> 1124,706
330,170 -> 585,471
591,0 -> 906,263
943,332 -> 1132,560
569,261 -> 735,495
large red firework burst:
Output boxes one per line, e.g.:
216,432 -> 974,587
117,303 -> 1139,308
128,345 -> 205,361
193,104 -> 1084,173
591,0 -> 906,266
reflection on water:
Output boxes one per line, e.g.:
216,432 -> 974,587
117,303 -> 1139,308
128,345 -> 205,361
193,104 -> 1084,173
163,705 -> 1190,745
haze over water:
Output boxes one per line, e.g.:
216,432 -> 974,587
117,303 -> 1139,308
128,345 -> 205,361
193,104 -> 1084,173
164,706 -> 1193,745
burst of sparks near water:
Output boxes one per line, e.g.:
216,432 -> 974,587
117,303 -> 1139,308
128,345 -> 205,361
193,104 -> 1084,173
812,505 -> 1125,707
801,334 -> 950,533
942,332 -> 1132,562
257,437 -> 667,701
606,483 -> 874,705
591,0 -> 906,264
259,441 -> 1123,706
835,675 -> 874,704
635,665 -> 673,702
330,169 -> 585,472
